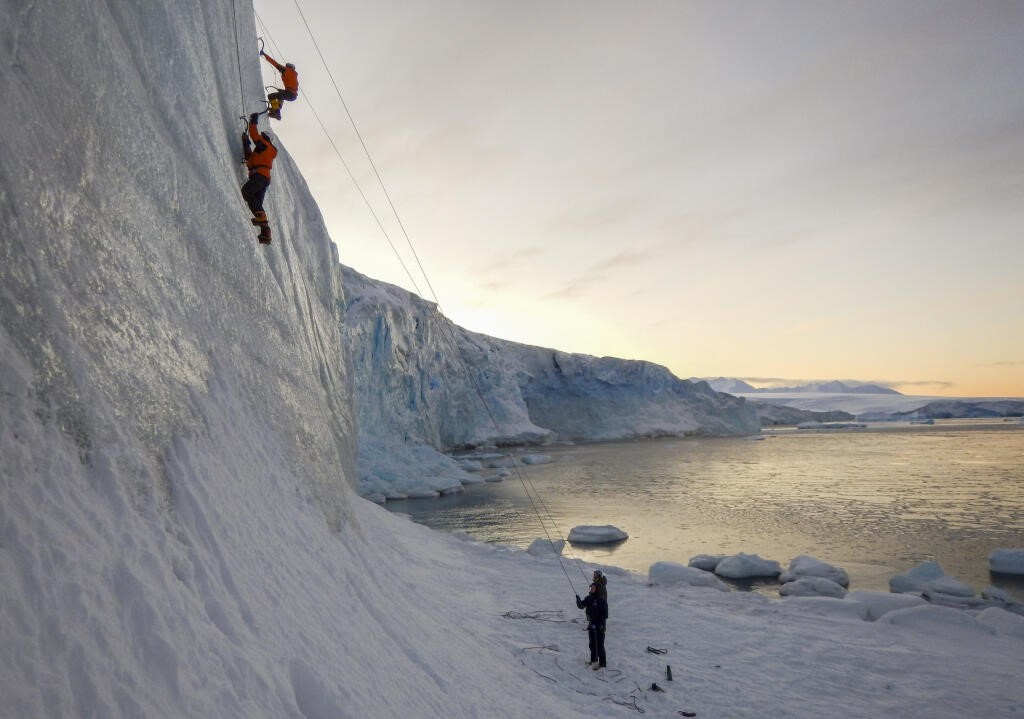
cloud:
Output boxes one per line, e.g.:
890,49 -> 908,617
544,249 -> 659,300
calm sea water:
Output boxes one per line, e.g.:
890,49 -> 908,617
386,420 -> 1024,600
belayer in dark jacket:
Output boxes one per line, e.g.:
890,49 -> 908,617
576,582 -> 608,668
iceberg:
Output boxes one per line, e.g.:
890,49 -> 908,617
989,549 -> 1024,575
714,553 -> 782,579
778,576 -> 847,598
567,525 -> 629,544
889,561 -> 946,593
780,555 -> 850,587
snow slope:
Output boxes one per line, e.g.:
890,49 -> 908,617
3,3 -> 1024,718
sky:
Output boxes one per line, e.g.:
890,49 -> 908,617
252,0 -> 1024,398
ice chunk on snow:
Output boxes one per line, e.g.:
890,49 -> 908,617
648,561 -> 729,591
924,575 -> 974,598
520,454 -> 553,465
567,525 -> 628,544
688,554 -> 726,571
845,591 -> 927,621
780,555 -> 849,587
889,561 -> 945,593
778,576 -> 847,598
776,596 -> 868,621
527,538 -> 565,557
714,553 -> 781,579
989,548 -> 1024,575
976,607 -> 1024,639
878,605 -> 997,640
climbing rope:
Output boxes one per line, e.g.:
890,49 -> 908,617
259,2 -> 589,593
229,0 -> 246,110
287,0 -> 438,303
254,12 -> 425,297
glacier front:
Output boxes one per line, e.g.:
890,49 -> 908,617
342,265 -> 760,499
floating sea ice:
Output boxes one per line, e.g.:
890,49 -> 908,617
989,548 -> 1024,575
527,538 -> 565,557
779,555 -> 849,588
889,561 -> 946,594
648,561 -> 729,591
567,525 -> 628,544
778,576 -> 847,598
688,554 -> 726,572
714,552 -> 782,579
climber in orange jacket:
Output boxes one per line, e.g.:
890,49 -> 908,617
241,113 -> 278,244
261,51 -> 299,120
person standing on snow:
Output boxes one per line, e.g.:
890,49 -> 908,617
576,582 -> 608,669
241,113 -> 278,244
260,51 -> 298,120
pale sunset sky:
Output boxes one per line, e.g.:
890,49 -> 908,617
252,0 -> 1024,398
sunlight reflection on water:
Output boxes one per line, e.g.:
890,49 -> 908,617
386,421 -> 1024,599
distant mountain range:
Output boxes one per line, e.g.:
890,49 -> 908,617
696,378 -> 901,395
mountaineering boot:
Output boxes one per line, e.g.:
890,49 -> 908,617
257,225 -> 272,244
268,97 -> 282,120
251,210 -> 268,226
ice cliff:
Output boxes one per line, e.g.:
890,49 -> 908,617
342,266 -> 760,499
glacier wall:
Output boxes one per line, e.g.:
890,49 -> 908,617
342,266 -> 761,498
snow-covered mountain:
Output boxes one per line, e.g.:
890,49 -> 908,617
343,267 -> 760,498
700,377 -> 900,395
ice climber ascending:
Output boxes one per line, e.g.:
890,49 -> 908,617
241,113 -> 278,244
260,50 -> 299,120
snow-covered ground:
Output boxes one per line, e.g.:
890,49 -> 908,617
3,2 -> 1024,717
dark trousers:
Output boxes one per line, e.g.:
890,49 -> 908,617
588,622 -> 606,666
241,173 -> 270,215
267,89 -> 297,112
268,89 -> 297,103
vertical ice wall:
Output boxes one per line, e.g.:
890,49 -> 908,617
0,0 -> 356,524
0,2 -> 368,715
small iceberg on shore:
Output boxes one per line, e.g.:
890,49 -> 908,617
648,561 -> 729,591
989,549 -> 1024,575
527,538 -> 565,557
714,552 -> 782,579
779,576 -> 848,598
780,555 -> 850,588
567,525 -> 629,544
688,554 -> 726,572
890,561 -> 975,598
